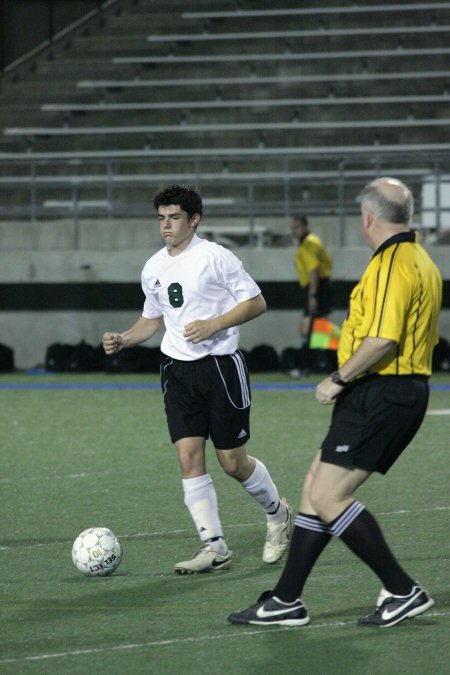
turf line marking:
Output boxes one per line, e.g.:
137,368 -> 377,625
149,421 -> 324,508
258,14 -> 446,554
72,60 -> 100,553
1,505 -> 448,551
0,472 -> 89,483
1,610 -> 449,665
1,381 -> 449,391
376,505 -> 449,516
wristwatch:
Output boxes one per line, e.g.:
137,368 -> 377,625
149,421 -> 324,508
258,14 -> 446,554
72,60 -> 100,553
330,371 -> 348,387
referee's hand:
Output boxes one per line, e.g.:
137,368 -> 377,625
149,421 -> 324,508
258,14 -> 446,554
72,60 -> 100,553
315,376 -> 343,405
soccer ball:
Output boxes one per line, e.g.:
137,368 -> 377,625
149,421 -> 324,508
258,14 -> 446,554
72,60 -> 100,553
71,527 -> 122,577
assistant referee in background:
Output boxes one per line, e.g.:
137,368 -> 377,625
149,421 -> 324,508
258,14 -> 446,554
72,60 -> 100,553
229,176 -> 443,629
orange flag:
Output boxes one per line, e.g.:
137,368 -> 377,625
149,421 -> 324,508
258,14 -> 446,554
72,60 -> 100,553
309,317 -> 341,351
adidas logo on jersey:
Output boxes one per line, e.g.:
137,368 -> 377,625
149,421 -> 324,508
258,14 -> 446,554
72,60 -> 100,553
238,429 -> 248,439
153,279 -> 161,288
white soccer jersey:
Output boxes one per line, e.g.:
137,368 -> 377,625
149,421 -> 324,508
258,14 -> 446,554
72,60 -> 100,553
141,234 -> 262,360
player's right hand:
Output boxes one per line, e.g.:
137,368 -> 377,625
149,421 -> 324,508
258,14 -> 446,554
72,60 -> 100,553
102,332 -> 123,354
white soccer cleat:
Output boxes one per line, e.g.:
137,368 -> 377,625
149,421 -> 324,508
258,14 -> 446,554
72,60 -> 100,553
174,543 -> 232,574
262,498 -> 293,564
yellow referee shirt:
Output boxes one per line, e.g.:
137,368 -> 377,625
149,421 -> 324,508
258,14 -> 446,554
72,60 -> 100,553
294,233 -> 333,288
338,232 -> 442,376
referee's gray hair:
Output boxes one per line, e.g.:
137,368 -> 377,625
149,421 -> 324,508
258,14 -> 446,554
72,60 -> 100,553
358,177 -> 414,225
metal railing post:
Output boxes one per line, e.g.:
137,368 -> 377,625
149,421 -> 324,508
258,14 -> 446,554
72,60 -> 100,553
72,184 -> 80,249
0,0 -> 5,79
248,183 -> 256,246
30,160 -> 37,223
434,159 -> 441,236
338,160 -> 346,247
283,157 -> 290,218
106,159 -> 113,220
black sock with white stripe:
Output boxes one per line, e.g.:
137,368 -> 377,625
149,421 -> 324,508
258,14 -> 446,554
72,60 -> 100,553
272,514 -> 332,603
331,501 -> 414,596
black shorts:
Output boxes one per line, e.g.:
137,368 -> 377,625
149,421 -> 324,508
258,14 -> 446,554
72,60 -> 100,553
303,277 -> 333,317
321,375 -> 429,474
160,350 -> 251,450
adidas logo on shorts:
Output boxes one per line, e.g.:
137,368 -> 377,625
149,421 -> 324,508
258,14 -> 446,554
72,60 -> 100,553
238,429 -> 248,439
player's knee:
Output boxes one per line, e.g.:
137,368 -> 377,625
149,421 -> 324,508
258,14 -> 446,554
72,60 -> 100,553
220,454 -> 252,481
308,483 -> 335,520
176,448 -> 205,478
221,458 -> 241,479
217,446 -> 252,481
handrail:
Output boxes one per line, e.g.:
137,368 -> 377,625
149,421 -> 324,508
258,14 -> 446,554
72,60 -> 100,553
0,150 -> 448,249
1,0 -> 120,78
1,143 -> 450,161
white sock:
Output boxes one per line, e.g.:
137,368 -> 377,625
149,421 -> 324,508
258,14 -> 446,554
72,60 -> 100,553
241,459 -> 285,524
182,474 -> 227,551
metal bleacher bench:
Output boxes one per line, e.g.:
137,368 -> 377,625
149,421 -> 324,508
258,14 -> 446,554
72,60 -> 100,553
43,199 -> 110,210
1,142 -> 450,161
112,46 -> 450,66
0,168 -> 436,190
146,24 -> 450,43
42,197 -> 236,211
201,223 -> 269,248
5,114 -> 450,138
181,3 -> 449,19
40,93 -> 450,114
74,68 -> 449,90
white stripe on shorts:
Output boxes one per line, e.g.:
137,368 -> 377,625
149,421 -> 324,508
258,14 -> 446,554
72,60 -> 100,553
213,351 -> 251,410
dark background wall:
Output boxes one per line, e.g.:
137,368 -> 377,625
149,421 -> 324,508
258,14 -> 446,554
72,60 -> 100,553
0,0 -> 101,71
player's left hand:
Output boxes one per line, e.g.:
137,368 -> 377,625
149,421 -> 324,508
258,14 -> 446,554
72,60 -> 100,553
183,319 -> 218,343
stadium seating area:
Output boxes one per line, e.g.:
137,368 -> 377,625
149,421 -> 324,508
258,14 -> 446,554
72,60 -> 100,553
0,0 -> 450,243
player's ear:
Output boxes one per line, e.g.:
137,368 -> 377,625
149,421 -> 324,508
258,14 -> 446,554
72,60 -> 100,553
190,213 -> 201,228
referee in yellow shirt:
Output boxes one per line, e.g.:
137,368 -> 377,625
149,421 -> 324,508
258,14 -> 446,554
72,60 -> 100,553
291,215 -> 333,374
229,177 -> 442,629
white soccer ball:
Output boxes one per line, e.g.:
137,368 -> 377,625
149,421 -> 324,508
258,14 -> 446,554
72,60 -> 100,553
71,526 -> 122,577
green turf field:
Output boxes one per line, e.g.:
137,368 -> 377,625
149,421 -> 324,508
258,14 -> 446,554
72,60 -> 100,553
1,372 -> 449,674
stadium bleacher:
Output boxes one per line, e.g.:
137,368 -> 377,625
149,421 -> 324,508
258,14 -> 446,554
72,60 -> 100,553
0,0 -> 449,242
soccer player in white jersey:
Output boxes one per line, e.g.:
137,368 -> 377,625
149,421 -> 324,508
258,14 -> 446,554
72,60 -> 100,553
103,185 -> 292,574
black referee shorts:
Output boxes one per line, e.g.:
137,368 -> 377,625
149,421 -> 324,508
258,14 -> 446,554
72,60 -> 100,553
160,350 -> 252,450
303,277 -> 333,317
321,375 -> 429,474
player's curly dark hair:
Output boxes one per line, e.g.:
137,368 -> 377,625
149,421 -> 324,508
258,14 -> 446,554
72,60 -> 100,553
153,184 -> 203,218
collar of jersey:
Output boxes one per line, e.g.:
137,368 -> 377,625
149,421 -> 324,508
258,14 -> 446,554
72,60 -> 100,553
165,233 -> 202,256
372,230 -> 416,258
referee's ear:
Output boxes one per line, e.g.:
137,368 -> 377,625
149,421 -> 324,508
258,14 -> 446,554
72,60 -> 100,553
361,209 -> 376,247
362,208 -> 375,230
